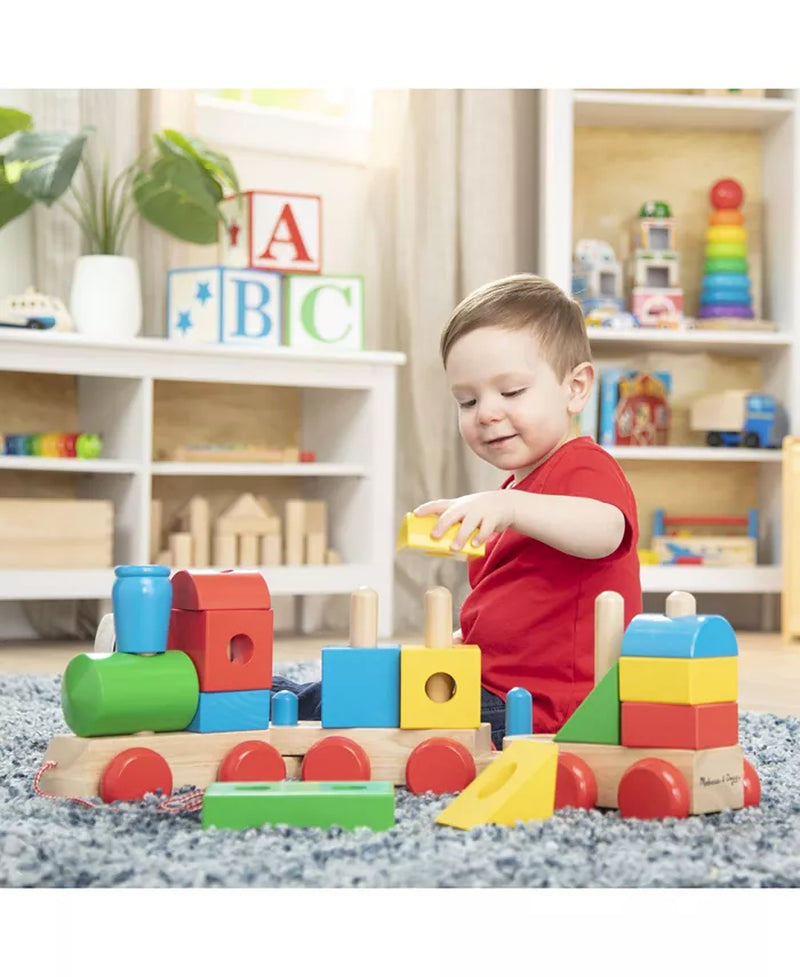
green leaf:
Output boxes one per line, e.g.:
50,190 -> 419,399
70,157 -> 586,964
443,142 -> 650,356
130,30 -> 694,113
5,128 -> 92,205
159,129 -> 240,196
132,154 -> 221,244
0,156 -> 33,228
0,107 -> 32,140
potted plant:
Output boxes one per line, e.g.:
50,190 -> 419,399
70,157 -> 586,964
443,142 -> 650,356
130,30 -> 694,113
0,105 -> 241,339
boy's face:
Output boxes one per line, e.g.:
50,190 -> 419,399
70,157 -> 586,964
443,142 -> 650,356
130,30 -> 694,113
445,325 -> 592,482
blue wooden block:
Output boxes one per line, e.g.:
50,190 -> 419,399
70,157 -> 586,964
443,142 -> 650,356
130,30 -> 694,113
186,688 -> 272,733
621,614 -> 738,659
321,645 -> 401,728
166,265 -> 282,347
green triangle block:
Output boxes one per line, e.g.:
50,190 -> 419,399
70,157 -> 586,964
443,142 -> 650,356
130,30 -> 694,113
554,662 -> 620,745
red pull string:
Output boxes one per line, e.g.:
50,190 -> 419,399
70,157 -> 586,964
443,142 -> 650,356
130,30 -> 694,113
32,760 -> 205,813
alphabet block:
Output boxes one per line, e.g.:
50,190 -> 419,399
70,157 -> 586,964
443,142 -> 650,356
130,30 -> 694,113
166,265 -> 282,347
219,190 -> 322,274
284,274 -> 364,352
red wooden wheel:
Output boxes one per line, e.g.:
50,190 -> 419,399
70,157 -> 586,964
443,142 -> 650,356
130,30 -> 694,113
405,737 -> 476,795
554,752 -> 598,810
618,758 -> 690,820
301,735 -> 371,781
743,758 -> 761,807
100,747 -> 172,803
218,740 -> 286,782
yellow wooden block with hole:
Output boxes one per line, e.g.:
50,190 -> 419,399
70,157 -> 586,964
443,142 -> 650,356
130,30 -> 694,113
619,656 -> 737,705
400,646 -> 481,729
396,513 -> 485,558
436,738 -> 557,828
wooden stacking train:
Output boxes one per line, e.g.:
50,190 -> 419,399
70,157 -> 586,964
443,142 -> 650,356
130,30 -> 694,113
37,565 -> 761,828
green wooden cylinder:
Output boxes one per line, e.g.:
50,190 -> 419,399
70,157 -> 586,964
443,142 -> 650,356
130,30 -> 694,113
61,651 -> 199,737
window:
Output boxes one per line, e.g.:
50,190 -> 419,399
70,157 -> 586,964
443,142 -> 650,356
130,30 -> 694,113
194,89 -> 373,166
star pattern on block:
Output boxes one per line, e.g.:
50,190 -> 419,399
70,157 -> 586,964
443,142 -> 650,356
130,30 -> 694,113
195,281 -> 212,305
176,311 -> 193,334
229,221 -> 241,247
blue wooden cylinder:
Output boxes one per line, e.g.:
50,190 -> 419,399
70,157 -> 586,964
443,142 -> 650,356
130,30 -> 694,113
506,686 -> 533,736
271,689 -> 299,726
112,564 -> 172,654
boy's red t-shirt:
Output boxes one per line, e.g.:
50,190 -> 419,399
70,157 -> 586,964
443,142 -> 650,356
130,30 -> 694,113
460,436 -> 642,733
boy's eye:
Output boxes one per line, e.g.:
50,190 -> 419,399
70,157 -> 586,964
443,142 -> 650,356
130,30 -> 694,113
502,388 -> 525,398
458,399 -> 476,409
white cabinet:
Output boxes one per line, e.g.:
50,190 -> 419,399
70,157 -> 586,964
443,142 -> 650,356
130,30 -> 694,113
537,89 -> 800,606
0,331 -> 405,637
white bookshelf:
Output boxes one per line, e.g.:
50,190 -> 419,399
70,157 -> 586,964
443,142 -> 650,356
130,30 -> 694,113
0,330 -> 406,637
538,89 -> 800,607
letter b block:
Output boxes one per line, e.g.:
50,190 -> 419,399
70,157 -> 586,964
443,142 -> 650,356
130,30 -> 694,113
166,265 -> 282,347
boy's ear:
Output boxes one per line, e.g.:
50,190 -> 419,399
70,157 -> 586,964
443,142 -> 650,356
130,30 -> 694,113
566,361 -> 595,414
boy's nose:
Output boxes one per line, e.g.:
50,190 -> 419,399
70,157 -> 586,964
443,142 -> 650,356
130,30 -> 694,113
477,398 -> 503,424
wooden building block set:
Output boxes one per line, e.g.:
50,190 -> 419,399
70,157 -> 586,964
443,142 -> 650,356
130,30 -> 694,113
0,498 -> 113,569
166,189 -> 364,352
151,492 -> 340,568
36,514 -> 761,833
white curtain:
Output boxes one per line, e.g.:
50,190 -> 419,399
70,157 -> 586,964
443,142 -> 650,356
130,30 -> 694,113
23,89 -> 196,638
365,89 -> 539,634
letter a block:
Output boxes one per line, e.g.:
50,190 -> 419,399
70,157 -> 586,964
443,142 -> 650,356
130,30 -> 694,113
166,265 -> 282,347
436,739 -> 558,828
219,190 -> 322,274
284,274 -> 364,352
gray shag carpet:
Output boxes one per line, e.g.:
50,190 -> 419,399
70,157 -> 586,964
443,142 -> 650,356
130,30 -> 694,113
2,662 -> 800,888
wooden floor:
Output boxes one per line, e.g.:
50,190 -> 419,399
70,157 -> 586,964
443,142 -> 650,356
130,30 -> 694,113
1,630 -> 799,718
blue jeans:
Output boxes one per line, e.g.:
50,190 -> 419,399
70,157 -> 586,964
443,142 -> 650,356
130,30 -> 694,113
271,676 -> 507,749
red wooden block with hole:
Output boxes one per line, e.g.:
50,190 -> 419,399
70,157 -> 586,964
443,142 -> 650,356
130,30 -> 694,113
171,569 -> 271,611
100,747 -> 173,803
621,701 -> 738,750
218,741 -> 286,781
405,738 -> 476,795
168,607 -> 273,692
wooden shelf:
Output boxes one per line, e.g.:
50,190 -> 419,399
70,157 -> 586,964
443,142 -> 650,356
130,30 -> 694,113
607,446 -> 781,463
0,457 -> 140,474
573,91 -> 794,130
587,327 -> 792,357
151,462 -> 368,477
641,564 -> 782,594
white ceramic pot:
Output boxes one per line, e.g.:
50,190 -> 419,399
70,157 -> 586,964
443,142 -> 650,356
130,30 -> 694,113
70,254 -> 142,340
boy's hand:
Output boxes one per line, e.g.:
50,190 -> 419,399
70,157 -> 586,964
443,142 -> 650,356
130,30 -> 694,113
413,492 -> 515,552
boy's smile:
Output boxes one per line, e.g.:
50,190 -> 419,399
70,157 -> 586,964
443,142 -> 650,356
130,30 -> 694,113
446,325 -> 593,481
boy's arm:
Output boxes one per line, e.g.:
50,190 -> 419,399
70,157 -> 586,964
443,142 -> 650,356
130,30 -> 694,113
415,490 -> 626,560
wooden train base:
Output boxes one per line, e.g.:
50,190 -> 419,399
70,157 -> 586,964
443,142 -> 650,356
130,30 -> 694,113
39,722 -> 496,801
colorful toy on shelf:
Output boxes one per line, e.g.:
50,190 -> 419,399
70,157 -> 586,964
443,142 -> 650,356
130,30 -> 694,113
698,178 -> 754,322
598,368 -> 671,447
572,238 -> 625,321
651,509 -> 758,567
0,286 -> 73,332
630,201 -> 685,328
518,590 -> 760,819
1,432 -> 102,458
689,389 -> 785,448
167,189 -> 364,352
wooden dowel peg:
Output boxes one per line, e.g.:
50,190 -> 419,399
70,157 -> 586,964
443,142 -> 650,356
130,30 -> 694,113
424,586 -> 455,703
665,590 -> 696,618
594,590 -> 624,685
350,587 -> 378,648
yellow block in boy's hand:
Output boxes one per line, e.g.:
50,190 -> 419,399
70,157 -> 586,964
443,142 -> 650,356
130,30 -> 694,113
396,513 -> 486,558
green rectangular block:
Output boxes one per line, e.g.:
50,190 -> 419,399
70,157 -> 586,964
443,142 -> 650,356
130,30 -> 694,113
201,781 -> 395,831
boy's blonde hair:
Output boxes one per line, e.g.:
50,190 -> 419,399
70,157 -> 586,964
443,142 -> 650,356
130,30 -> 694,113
440,274 -> 592,380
